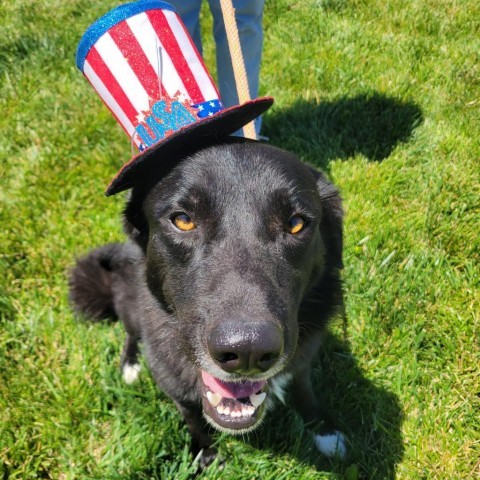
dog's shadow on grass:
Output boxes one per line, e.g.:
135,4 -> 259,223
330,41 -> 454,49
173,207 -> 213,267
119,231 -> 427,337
123,329 -> 403,479
262,93 -> 423,169
247,330 -> 404,479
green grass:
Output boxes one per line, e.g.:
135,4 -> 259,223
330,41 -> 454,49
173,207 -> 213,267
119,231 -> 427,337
1,0 -> 478,478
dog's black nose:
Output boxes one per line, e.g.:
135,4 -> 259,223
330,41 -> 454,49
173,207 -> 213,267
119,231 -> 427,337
208,321 -> 283,374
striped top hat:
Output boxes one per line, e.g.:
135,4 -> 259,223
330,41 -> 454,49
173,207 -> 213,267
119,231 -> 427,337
76,0 -> 273,195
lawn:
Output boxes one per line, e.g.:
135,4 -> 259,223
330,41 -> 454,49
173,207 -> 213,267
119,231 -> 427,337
0,0 -> 479,478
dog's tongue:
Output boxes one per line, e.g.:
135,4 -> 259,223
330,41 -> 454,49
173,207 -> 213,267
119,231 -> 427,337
201,371 -> 265,399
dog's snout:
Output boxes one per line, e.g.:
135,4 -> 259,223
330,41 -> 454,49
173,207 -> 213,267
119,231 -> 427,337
208,321 -> 283,375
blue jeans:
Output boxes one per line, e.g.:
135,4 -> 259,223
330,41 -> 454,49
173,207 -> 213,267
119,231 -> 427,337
172,0 -> 265,135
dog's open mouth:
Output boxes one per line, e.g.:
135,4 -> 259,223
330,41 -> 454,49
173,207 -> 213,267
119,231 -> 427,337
200,370 -> 268,433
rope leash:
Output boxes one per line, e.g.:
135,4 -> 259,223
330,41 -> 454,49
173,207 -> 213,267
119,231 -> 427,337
219,0 -> 258,140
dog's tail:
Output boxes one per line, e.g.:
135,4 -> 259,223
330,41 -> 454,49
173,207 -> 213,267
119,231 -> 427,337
68,243 -> 125,322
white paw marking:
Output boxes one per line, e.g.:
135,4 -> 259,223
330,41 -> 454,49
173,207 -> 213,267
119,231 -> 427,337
314,430 -> 347,459
122,363 -> 141,384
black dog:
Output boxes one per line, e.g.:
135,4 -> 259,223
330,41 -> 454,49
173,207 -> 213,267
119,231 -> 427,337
69,138 -> 346,466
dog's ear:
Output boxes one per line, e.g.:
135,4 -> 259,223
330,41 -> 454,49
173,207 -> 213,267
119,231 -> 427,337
123,188 -> 149,251
309,167 -> 344,269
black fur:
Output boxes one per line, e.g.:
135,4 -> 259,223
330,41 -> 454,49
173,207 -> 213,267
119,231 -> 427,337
69,137 -> 344,466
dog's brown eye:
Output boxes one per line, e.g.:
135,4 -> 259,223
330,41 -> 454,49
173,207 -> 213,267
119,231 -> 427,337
287,215 -> 306,234
173,213 -> 196,231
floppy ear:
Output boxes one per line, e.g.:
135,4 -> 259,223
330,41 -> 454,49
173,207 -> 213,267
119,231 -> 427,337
309,167 -> 344,269
123,188 -> 149,251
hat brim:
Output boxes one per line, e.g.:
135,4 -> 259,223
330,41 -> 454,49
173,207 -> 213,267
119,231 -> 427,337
105,96 -> 274,196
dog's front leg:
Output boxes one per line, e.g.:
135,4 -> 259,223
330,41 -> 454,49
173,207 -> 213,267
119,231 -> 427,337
174,401 -> 217,468
291,368 -> 347,459
120,334 -> 141,384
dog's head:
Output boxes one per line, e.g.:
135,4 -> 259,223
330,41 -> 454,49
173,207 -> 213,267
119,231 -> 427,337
124,138 -> 343,433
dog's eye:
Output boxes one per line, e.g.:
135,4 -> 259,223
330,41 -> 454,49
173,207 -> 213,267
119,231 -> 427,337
172,213 -> 196,231
287,215 -> 307,234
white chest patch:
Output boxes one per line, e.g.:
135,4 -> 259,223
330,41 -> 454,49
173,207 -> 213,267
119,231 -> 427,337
267,373 -> 293,408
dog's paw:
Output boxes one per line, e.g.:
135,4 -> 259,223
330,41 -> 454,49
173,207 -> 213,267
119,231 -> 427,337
313,430 -> 347,459
198,447 -> 219,469
122,362 -> 141,384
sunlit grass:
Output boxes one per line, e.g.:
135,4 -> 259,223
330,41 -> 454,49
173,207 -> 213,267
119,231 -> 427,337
1,0 -> 478,478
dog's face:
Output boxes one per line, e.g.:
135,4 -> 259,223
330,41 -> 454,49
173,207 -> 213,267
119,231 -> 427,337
125,140 -> 342,433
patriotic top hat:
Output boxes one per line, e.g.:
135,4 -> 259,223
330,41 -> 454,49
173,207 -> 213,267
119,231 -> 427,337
76,0 -> 273,195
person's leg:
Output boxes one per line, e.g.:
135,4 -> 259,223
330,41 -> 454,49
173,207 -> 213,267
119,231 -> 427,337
208,0 -> 265,135
172,0 -> 204,54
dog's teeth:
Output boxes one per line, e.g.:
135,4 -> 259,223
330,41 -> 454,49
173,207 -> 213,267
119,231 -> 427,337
206,391 -> 222,407
213,397 -> 259,418
249,391 -> 266,408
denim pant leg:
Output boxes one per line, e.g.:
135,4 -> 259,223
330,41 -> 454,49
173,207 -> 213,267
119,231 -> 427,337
208,0 -> 265,135
171,0 -> 265,136
171,0 -> 204,54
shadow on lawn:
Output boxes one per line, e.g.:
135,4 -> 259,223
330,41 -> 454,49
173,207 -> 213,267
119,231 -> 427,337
120,329 -> 403,480
262,93 -> 423,170
122,331 -> 403,480
250,330 -> 404,479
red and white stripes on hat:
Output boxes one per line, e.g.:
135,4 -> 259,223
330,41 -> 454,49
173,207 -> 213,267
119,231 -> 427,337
77,1 -> 222,151
77,0 -> 273,195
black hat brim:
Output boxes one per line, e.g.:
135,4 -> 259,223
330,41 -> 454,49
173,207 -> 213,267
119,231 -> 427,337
106,96 -> 274,196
